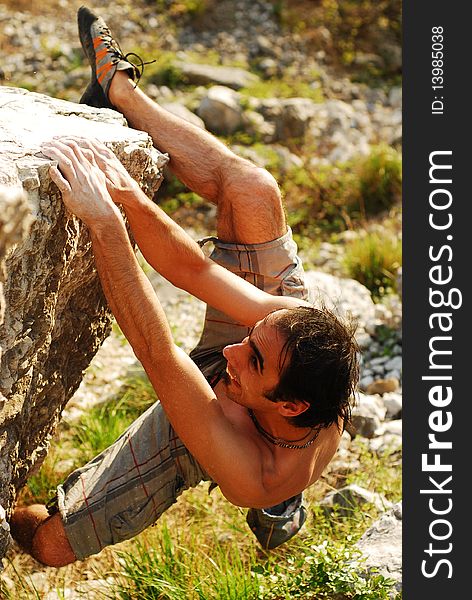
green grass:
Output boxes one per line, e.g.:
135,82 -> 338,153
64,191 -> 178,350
154,145 -> 402,247
240,76 -> 324,102
280,145 -> 402,246
9,346 -> 401,600
18,374 -> 158,506
71,375 -> 158,463
342,232 -> 402,299
109,528 -> 398,599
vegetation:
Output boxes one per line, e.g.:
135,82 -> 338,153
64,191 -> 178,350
281,145 -> 402,239
154,0 -> 215,19
240,77 -> 324,102
272,0 -> 402,85
3,370 -> 401,600
342,232 -> 402,299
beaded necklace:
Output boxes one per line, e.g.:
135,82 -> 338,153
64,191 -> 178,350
248,409 -> 321,450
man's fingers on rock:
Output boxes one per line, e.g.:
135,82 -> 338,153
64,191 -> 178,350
49,165 -> 71,193
82,149 -> 95,162
48,141 -> 90,178
44,144 -> 90,185
89,138 -> 114,158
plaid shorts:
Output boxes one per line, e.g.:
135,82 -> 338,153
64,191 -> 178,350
56,227 -> 309,559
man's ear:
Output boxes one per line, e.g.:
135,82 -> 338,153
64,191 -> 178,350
278,399 -> 309,418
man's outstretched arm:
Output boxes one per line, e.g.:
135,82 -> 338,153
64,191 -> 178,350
49,138 -> 308,327
41,140 -> 285,508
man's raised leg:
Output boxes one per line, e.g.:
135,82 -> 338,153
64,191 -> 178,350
108,73 -> 286,244
78,6 -> 286,244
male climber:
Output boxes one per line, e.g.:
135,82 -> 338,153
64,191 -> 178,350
10,6 -> 359,566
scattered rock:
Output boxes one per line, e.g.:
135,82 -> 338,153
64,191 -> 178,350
366,377 -> 400,396
382,392 -> 403,419
351,393 -> 387,438
320,484 -> 393,516
274,98 -> 318,141
178,62 -> 259,90
241,109 -> 276,142
377,420 -> 402,437
159,102 -> 206,129
385,356 -> 402,373
369,433 -> 402,455
197,85 -> 244,134
305,271 -> 375,330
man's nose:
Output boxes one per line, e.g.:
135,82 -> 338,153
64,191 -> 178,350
223,342 -> 242,363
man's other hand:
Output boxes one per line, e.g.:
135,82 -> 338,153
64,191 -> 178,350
41,138 -> 121,227
51,136 -> 140,206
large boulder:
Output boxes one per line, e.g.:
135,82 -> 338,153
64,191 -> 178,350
304,270 -> 376,330
0,87 -> 167,560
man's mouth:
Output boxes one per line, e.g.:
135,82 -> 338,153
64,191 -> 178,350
226,364 -> 241,387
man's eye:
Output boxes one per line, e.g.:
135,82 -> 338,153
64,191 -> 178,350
251,356 -> 258,369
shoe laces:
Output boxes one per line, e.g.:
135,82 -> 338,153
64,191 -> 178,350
123,52 -> 157,88
97,25 -> 156,88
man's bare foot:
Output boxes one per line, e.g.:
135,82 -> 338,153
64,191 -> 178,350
10,504 -> 49,553
10,505 -> 76,567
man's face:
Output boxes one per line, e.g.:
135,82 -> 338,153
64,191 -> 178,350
222,312 -> 287,409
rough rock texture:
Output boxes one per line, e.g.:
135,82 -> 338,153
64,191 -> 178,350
356,502 -> 402,592
320,484 -> 392,517
0,185 -> 32,560
0,87 -> 167,560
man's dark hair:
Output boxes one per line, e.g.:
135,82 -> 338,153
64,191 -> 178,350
266,306 -> 360,430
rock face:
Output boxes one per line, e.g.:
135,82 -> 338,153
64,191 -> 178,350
356,502 -> 402,592
0,87 -> 167,560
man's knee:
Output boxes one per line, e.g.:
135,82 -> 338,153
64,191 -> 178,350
219,162 -> 286,242
31,513 -> 77,567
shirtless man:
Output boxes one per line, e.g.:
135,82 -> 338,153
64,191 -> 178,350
10,7 -> 359,566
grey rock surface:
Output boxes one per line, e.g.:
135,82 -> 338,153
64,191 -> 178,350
381,392 -> 403,419
351,393 -> 387,438
197,85 -> 244,134
304,270 -> 376,330
356,502 -> 402,591
320,484 -> 393,517
178,62 -> 259,90
159,102 -> 206,129
274,98 -> 318,141
0,87 -> 167,560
